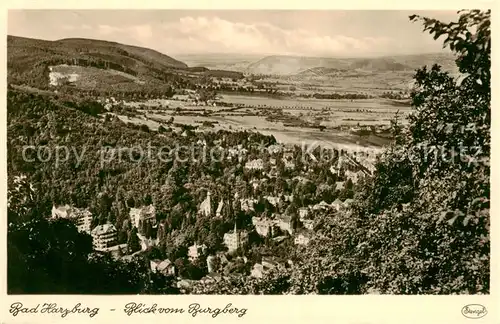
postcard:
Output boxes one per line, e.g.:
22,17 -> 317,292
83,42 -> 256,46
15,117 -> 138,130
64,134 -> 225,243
1,2 -> 497,323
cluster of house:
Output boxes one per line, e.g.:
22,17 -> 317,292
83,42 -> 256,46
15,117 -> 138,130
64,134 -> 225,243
347,124 -> 392,134
243,146 -> 375,190
227,145 -> 248,163
194,178 -> 357,253
329,154 -> 375,186
49,167 -> 360,285
245,158 -> 265,170
52,204 -> 121,252
248,195 -> 355,247
148,242 -> 294,289
175,89 -> 219,107
51,203 -> 160,253
251,210 -> 314,246
244,155 -> 296,172
94,96 -> 121,110
250,257 -> 293,279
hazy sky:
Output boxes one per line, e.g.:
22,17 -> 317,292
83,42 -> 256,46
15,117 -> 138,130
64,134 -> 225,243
8,10 -> 459,57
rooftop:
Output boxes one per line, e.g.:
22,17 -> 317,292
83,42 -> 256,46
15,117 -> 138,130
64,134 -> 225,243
91,223 -> 117,236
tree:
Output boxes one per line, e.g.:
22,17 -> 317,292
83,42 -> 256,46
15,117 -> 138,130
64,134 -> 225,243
127,228 -> 141,253
8,218 -> 92,293
8,217 -> 156,294
140,124 -> 150,133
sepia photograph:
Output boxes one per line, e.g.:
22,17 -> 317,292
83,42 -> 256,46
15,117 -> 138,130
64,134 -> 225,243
6,9 -> 490,297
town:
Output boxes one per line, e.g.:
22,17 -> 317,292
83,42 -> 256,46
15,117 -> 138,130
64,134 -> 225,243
46,137 -> 374,292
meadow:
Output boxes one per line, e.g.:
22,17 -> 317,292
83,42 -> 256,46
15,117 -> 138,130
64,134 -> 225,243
116,92 -> 402,152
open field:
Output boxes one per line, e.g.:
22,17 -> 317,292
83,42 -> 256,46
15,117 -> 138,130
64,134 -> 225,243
115,93 -> 403,151
49,64 -> 144,88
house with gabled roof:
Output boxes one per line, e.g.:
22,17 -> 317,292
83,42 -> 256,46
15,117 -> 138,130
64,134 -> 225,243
188,243 -> 207,261
343,199 -> 354,209
331,198 -> 343,211
150,259 -> 176,276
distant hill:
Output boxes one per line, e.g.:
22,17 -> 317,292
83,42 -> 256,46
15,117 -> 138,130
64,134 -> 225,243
297,67 -> 348,77
175,53 -> 264,72
7,35 -> 190,93
246,53 -> 457,75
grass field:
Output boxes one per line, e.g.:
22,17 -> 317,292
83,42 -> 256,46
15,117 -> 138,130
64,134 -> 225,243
116,93 -> 401,152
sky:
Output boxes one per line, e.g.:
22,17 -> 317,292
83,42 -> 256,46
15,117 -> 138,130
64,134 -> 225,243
8,10 -> 460,58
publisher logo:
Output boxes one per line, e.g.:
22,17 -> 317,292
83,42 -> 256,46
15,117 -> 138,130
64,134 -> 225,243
461,304 -> 487,319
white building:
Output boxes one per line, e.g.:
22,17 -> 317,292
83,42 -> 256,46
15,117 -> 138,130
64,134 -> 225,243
240,198 -> 257,212
284,160 -> 295,170
207,255 -> 218,273
216,199 -> 224,218
250,179 -> 260,190
345,170 -> 360,184
252,217 -> 276,237
150,259 -> 176,276
199,191 -> 212,217
331,198 -> 343,211
129,205 -> 156,229
137,232 -> 159,251
294,231 -> 313,246
343,199 -> 354,209
278,215 -> 293,235
302,219 -> 315,230
245,159 -> 264,170
330,165 -> 341,176
267,144 -> 283,154
250,263 -> 266,278
91,224 -> 118,251
228,148 -> 246,162
188,243 -> 207,261
223,224 -> 249,253
51,205 -> 93,234
312,201 -> 330,211
265,196 -> 281,207
298,207 -> 309,221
